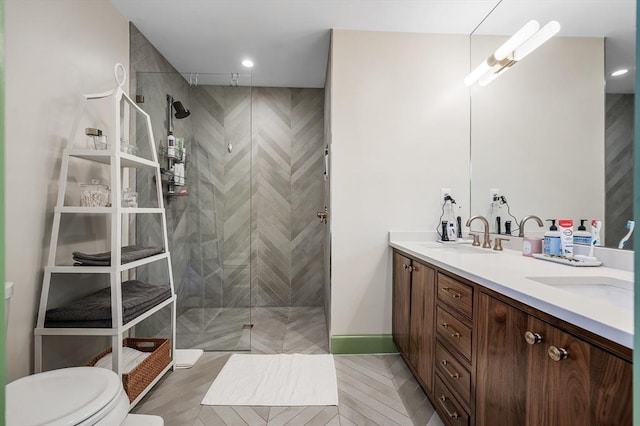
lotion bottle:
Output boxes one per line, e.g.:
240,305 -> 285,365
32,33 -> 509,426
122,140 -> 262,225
573,219 -> 591,245
543,219 -> 562,255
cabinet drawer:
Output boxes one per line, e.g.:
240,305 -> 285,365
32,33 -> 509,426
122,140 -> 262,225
435,341 -> 471,405
436,306 -> 472,361
435,374 -> 470,426
438,273 -> 473,318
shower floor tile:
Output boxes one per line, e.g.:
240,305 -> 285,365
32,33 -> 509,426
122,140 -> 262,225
171,306 -> 328,353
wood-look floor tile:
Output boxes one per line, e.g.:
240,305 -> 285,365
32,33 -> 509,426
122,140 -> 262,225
132,308 -> 441,426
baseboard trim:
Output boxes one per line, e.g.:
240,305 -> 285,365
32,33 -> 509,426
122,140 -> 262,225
330,334 -> 397,354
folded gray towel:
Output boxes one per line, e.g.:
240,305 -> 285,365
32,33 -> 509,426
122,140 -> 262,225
45,280 -> 172,328
73,245 -> 164,266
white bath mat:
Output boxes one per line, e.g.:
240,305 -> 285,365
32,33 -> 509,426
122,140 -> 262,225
201,354 -> 338,406
175,349 -> 204,369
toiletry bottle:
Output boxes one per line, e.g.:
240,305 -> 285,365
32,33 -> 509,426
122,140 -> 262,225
543,219 -> 562,256
167,131 -> 176,157
558,219 -> 574,258
573,219 -> 591,245
505,220 -> 512,235
441,221 -> 449,242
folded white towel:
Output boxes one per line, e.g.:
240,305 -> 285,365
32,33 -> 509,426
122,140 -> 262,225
94,347 -> 151,374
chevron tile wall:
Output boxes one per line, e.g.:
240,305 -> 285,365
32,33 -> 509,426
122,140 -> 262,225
192,86 -> 326,308
605,94 -> 634,249
252,87 -> 326,307
131,25 -> 326,347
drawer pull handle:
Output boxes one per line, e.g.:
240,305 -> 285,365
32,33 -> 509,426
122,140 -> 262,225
441,323 -> 461,338
438,395 -> 459,419
403,263 -> 409,269
524,331 -> 543,345
548,345 -> 569,362
442,286 -> 462,299
440,360 -> 460,379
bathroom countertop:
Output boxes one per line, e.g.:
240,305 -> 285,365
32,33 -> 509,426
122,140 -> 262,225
389,234 -> 634,349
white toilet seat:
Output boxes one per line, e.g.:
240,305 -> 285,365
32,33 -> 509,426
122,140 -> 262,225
7,366 -> 129,425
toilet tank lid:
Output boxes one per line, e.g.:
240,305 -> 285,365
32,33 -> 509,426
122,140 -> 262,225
5,282 -> 13,300
6,367 -> 125,425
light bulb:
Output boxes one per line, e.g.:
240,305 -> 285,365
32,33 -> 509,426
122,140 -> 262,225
242,59 -> 254,68
464,60 -> 492,86
611,69 -> 629,77
478,66 -> 511,87
493,20 -> 540,61
513,21 -> 561,61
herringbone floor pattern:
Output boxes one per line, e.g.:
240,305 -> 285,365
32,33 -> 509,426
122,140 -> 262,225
133,308 -> 442,425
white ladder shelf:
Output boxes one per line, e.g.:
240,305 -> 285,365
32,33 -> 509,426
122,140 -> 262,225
34,64 -> 176,409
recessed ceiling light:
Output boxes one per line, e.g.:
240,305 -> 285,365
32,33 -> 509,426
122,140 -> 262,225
242,59 -> 254,69
611,69 -> 628,77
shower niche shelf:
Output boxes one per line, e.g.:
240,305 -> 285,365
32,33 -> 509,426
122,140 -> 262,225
34,63 -> 176,409
159,145 -> 189,201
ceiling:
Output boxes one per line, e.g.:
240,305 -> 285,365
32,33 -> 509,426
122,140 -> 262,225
110,0 -> 636,92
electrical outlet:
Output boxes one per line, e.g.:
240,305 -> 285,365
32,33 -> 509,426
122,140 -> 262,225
441,188 -> 451,203
489,188 -> 500,204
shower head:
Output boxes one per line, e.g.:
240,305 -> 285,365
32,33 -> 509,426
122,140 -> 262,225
172,101 -> 191,119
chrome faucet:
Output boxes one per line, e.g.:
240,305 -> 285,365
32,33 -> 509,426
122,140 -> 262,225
466,215 -> 491,248
518,215 -> 544,237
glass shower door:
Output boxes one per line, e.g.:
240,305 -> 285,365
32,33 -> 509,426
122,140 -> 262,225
134,72 -> 253,351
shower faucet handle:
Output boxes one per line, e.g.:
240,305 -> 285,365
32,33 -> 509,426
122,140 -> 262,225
316,207 -> 328,224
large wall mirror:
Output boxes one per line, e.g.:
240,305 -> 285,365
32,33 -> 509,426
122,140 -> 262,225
469,0 -> 635,249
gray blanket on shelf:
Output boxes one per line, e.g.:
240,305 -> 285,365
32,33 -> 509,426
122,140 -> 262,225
44,280 -> 172,328
73,245 -> 164,266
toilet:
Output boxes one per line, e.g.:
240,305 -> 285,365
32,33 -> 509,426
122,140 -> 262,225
7,366 -> 130,425
5,282 -> 162,425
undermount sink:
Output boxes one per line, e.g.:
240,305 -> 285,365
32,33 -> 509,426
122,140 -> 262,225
416,242 -> 497,254
526,276 -> 633,311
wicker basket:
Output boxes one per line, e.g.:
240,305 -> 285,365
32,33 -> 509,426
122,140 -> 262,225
86,337 -> 170,402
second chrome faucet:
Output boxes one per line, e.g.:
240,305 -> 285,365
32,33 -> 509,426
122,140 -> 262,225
466,215 -> 491,248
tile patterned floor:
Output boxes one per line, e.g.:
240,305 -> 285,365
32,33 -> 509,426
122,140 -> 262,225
133,307 -> 443,425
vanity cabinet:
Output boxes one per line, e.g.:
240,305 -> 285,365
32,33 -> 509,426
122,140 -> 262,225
392,248 -> 632,426
392,251 -> 436,393
392,252 -> 412,355
476,293 -> 632,426
434,272 -> 474,425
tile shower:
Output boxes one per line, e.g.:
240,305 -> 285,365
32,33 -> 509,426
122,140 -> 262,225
133,71 -> 326,350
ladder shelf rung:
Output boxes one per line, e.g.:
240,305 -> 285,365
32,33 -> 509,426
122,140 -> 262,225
67,149 -> 158,168
55,207 -> 164,214
45,252 -> 170,274
35,296 -> 176,337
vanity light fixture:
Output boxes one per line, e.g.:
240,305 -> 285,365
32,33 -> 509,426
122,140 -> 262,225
465,20 -> 561,87
242,59 -> 254,68
611,69 -> 629,77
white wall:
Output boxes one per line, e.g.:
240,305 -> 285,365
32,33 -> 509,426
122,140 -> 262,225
329,30 -> 470,336
5,0 -> 129,381
470,36 -> 604,237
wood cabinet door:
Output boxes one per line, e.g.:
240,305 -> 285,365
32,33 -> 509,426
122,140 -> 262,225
409,262 -> 435,393
392,252 -> 412,356
526,317 -> 632,426
476,293 -> 528,426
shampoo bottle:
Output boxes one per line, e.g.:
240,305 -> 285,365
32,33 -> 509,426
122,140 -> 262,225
167,131 -> 176,157
573,219 -> 591,245
543,219 -> 562,256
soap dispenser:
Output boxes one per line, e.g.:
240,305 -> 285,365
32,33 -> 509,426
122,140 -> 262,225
543,219 -> 562,255
573,219 -> 591,245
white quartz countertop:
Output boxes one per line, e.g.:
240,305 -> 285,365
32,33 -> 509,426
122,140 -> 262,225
390,235 -> 634,349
